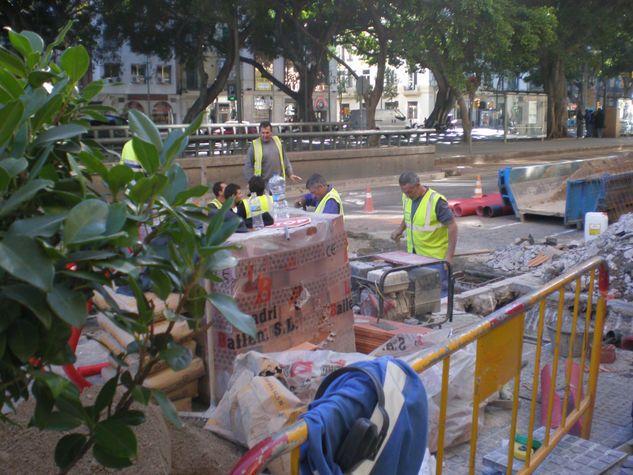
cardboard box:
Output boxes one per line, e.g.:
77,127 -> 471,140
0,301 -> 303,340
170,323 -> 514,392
206,212 -> 355,401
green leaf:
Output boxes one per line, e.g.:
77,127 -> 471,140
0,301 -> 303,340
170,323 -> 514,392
0,46 -> 28,76
0,235 -> 54,291
30,379 -> 54,429
183,283 -> 207,319
161,129 -> 188,167
131,138 -> 160,174
32,370 -> 69,398
77,150 -> 108,178
131,385 -> 152,405
128,278 -> 152,325
0,157 -> 28,177
64,199 -> 109,245
95,418 -> 137,459
149,268 -> 172,300
202,249 -> 237,272
159,343 -> 193,371
66,250 -> 118,262
111,410 -> 145,426
128,175 -> 168,205
60,46 -> 89,83
105,202 -> 127,235
173,185 -> 209,207
33,124 -> 87,147
207,215 -> 242,246
0,167 -> 9,192
95,377 -> 117,413
0,101 -> 25,148
208,293 -> 256,339
8,213 -> 67,238
151,390 -> 181,429
163,309 -> 190,322
55,434 -> 87,470
9,319 -> 39,362
22,30 -> 45,53
92,444 -> 133,469
0,68 -> 24,99
31,94 -> 63,132
3,284 -> 52,328
0,333 -> 6,359
128,109 -> 162,151
43,411 -> 82,431
0,178 -> 52,217
8,29 -> 33,58
105,165 -> 133,196
47,284 -> 87,328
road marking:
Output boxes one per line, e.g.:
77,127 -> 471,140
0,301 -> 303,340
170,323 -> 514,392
488,222 -> 522,230
549,229 -> 579,237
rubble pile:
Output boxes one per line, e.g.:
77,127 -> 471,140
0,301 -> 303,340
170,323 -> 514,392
486,213 -> 633,301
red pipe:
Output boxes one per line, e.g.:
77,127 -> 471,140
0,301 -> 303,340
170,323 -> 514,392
452,193 -> 502,217
481,204 -> 514,217
77,362 -> 110,377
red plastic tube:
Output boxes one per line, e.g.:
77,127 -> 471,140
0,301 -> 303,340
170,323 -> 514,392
481,204 -> 514,217
452,193 -> 502,217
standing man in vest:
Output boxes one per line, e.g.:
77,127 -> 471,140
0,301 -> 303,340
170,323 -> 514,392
244,121 -> 302,184
391,171 -> 458,297
294,173 -> 344,215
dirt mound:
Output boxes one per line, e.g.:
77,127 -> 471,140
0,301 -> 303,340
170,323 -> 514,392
0,385 -> 244,474
550,157 -> 633,201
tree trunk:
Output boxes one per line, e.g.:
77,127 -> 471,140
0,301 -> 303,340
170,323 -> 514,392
365,4 -> 388,147
457,94 -> 472,151
426,66 -> 457,128
542,57 -> 568,138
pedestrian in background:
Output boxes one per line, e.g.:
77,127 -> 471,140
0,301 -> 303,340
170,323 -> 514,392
595,108 -> 605,137
244,121 -> 302,184
295,173 -> 344,215
585,109 -> 593,137
575,107 -> 584,139
391,171 -> 458,297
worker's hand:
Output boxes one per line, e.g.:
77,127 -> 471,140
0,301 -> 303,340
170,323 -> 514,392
390,230 -> 402,242
294,199 -> 304,208
289,174 -> 302,182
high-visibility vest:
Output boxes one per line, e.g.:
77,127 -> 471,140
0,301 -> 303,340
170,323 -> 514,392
244,195 -> 273,218
314,187 -> 344,215
253,136 -> 285,178
402,188 -> 448,259
120,140 -> 143,170
209,198 -> 222,210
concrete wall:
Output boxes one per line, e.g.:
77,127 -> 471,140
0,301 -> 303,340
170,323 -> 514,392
180,145 -> 436,188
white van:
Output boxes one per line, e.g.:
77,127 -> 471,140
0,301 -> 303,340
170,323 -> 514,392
349,109 -> 408,130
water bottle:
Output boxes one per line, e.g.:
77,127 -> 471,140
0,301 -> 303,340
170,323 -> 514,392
268,172 -> 289,220
248,193 -> 264,230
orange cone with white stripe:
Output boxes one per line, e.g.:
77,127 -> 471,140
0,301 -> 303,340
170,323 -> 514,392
362,186 -> 376,213
473,175 -> 483,198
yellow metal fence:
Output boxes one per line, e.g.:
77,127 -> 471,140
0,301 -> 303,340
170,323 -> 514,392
230,256 -> 609,475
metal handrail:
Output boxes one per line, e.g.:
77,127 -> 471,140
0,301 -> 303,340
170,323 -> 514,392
229,256 -> 609,475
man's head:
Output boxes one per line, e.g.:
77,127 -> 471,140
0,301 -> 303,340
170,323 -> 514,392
306,173 -> 329,201
398,171 -> 425,200
248,175 -> 266,196
259,121 -> 273,143
224,183 -> 242,204
212,181 -> 227,201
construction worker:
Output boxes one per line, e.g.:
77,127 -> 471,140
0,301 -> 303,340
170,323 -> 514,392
237,176 -> 274,228
120,139 -> 144,171
391,171 -> 458,297
294,173 -> 344,215
244,121 -> 302,184
208,181 -> 227,210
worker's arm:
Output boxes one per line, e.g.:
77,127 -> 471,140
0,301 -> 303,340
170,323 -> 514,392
244,145 -> 255,182
444,219 -> 458,265
390,219 -> 406,241
280,142 -> 302,182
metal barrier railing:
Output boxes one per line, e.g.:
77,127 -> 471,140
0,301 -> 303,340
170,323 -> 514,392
229,256 -> 609,475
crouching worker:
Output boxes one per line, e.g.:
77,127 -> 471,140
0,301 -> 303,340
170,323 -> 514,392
294,173 -> 343,215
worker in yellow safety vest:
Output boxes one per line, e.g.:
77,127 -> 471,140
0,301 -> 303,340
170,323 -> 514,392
294,173 -> 344,215
244,121 -> 302,186
208,181 -> 227,210
236,176 -> 274,228
391,171 -> 458,297
120,139 -> 144,171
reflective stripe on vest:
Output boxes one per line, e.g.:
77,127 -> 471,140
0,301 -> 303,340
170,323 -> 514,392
209,198 -> 222,210
253,136 -> 285,178
314,187 -> 344,215
402,188 -> 448,259
244,195 -> 273,218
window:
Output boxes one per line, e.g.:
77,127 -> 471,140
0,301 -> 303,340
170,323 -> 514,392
407,101 -> 418,120
156,65 -> 172,85
407,72 -> 417,91
104,63 -> 121,81
284,60 -> 300,92
131,64 -> 146,84
255,55 -> 273,91
385,101 -> 399,110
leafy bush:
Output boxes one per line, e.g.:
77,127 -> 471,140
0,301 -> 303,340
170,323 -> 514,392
0,23 -> 255,471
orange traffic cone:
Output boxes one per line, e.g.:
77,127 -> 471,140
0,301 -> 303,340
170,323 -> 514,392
362,186 -> 376,213
473,175 -> 483,198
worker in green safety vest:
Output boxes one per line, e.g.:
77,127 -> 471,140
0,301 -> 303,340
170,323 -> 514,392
208,181 -> 227,210
244,121 -> 302,185
391,171 -> 458,297
236,176 -> 274,228
294,173 -> 344,215
120,139 -> 144,171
